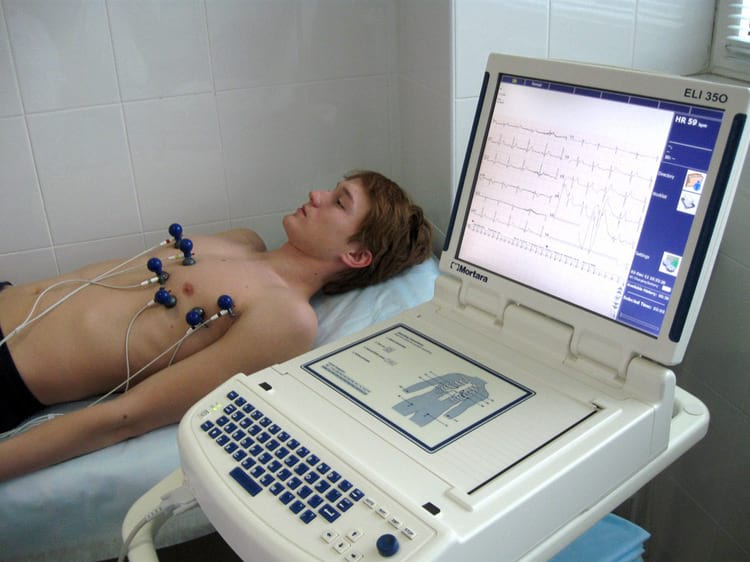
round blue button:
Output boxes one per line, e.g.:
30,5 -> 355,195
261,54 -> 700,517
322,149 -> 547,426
376,533 -> 400,557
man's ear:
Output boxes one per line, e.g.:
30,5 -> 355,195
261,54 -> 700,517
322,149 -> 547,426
341,245 -> 373,269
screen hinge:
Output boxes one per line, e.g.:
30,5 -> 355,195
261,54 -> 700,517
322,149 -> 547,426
567,329 -> 636,383
434,274 -> 509,330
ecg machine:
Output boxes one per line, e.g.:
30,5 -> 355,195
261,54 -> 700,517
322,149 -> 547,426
137,54 -> 750,560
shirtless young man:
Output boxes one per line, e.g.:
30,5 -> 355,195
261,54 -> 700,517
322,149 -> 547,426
0,171 -> 432,482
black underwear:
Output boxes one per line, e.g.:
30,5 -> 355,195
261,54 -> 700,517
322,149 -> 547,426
1,282 -> 45,432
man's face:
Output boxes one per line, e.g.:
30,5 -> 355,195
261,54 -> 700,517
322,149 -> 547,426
285,177 -> 372,266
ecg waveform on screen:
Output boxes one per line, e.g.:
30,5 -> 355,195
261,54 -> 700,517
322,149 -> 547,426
467,117 -> 659,280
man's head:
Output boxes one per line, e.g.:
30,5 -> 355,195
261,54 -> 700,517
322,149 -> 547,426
321,170 -> 433,294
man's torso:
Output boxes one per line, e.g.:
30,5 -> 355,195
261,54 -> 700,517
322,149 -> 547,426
0,230 -> 309,405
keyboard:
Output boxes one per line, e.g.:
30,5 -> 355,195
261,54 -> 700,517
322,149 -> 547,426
201,390 -> 370,529
188,382 -> 437,561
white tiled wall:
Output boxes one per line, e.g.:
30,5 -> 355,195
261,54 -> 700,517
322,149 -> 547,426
0,0 -> 398,283
450,0 -> 716,197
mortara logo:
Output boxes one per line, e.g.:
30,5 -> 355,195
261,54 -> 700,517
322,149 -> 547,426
451,261 -> 488,283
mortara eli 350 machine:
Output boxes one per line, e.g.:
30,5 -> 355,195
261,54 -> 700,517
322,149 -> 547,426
124,54 -> 750,561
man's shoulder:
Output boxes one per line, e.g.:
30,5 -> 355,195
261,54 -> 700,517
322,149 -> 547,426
212,228 -> 267,252
239,288 -> 317,334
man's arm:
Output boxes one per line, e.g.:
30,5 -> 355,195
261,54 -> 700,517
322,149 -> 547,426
0,296 -> 316,482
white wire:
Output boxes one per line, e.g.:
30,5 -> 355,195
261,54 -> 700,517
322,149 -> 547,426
117,483 -> 198,562
0,413 -> 64,441
168,311 -> 228,367
0,241 -> 171,348
124,302 -> 153,392
90,311 -> 231,408
167,336 -> 188,368
88,323 -> 202,408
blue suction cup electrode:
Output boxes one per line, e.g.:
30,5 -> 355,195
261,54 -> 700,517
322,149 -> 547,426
154,288 -> 177,308
169,223 -> 183,248
185,307 -> 206,328
179,239 -> 196,266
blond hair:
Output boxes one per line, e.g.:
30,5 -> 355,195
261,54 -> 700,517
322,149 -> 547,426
322,171 -> 433,294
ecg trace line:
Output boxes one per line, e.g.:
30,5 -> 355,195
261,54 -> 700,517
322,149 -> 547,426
491,119 -> 660,162
469,112 -> 664,281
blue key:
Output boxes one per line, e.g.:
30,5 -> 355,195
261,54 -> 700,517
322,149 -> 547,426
260,474 -> 274,487
337,498 -> 353,512
326,489 -> 342,502
279,491 -> 295,505
275,447 -> 289,459
229,467 -> 261,497
308,495 -> 323,508
319,504 -> 340,523
300,510 -> 316,524
290,501 -> 305,514
284,455 -> 299,467
258,452 -> 273,464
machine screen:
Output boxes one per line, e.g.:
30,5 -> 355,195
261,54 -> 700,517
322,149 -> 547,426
457,74 -> 725,337
302,324 -> 535,452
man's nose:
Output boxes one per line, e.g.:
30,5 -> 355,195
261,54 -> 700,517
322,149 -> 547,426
309,190 -> 324,207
